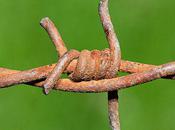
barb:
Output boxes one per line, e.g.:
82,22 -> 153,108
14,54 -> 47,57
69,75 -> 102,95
0,0 -> 174,130
40,17 -> 67,57
40,17 -> 70,94
43,50 -> 79,94
99,0 -> 121,129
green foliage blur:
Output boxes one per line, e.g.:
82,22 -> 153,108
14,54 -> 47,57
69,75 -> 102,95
0,0 -> 175,129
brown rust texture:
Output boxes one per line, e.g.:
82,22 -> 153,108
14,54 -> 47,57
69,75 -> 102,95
0,0 -> 174,130
99,0 -> 121,129
48,62 -> 175,92
108,91 -> 120,130
0,61 -> 175,92
0,60 -> 174,88
40,17 -> 67,57
43,50 -> 80,94
40,1 -> 122,128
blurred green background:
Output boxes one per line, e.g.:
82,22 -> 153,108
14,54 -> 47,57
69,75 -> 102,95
0,0 -> 175,129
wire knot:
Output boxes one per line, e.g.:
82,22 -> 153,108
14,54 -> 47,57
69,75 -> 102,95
69,49 -> 114,81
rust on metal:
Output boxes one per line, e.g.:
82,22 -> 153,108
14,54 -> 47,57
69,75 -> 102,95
0,0 -> 174,130
43,50 -> 79,94
40,17 -> 67,57
0,62 -> 175,92
99,0 -> 121,129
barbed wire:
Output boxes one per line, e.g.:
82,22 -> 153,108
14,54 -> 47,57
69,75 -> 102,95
0,0 -> 174,130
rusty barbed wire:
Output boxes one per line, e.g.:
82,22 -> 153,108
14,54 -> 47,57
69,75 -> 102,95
0,0 -> 175,130
1,62 -> 175,91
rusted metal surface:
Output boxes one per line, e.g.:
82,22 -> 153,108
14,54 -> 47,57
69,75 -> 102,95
0,62 -> 175,92
39,62 -> 175,92
41,0 -> 122,128
40,17 -> 67,57
43,50 -> 79,94
99,0 -> 121,129
0,0 -> 174,130
108,91 -> 120,130
0,59 -> 174,82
